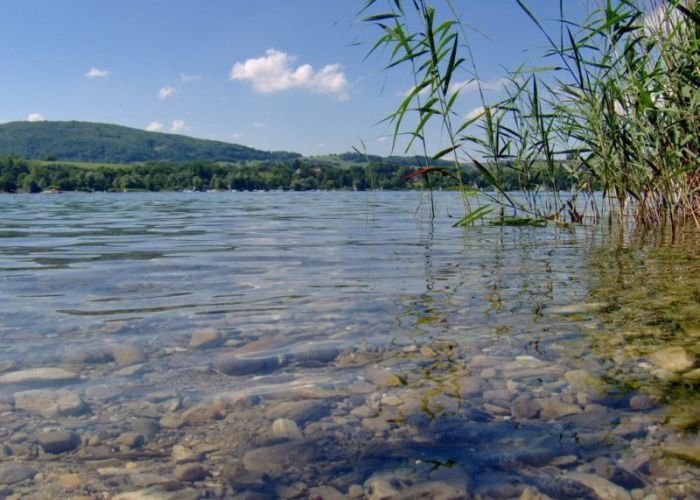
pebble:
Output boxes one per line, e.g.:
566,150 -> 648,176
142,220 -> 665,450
13,389 -> 86,417
180,403 -> 224,425
190,328 -> 223,349
511,397 -> 541,419
213,353 -> 280,375
115,432 -> 145,449
365,478 -> 398,500
565,472 -> 632,500
242,442 -> 322,475
0,463 -> 36,485
172,444 -> 203,464
35,430 -> 81,454
272,418 -> 303,440
629,394 -> 656,411
458,376 -> 484,397
265,399 -> 330,424
174,463 -> 207,482
110,343 -> 147,366
648,346 -> 695,372
308,485 -> 345,499
0,367 -> 79,385
564,369 -> 607,398
538,398 -> 582,420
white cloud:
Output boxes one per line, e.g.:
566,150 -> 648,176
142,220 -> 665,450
85,67 -> 109,78
146,121 -> 163,132
158,86 -> 176,100
180,73 -> 202,82
231,132 -> 243,139
170,119 -> 189,133
253,122 -> 265,128
230,49 -> 349,99
27,112 -> 46,122
400,77 -> 508,98
466,106 -> 486,121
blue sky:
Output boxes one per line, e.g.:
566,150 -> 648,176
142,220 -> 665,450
0,1 -> 566,156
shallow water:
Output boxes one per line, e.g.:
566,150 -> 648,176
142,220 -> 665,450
0,191 -> 697,499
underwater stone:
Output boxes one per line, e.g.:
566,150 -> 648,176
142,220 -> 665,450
213,353 -> 281,375
0,367 -> 79,386
648,346 -> 695,372
189,328 -> 223,349
13,389 -> 86,418
36,430 -> 81,454
565,472 -> 631,500
0,463 -> 36,485
271,418 -> 303,440
110,343 -> 146,366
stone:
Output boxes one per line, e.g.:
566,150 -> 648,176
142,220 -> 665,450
243,442 -> 322,475
538,398 -> 582,420
547,303 -> 606,315
564,369 -> 607,398
115,432 -> 145,449
62,346 -> 113,364
130,418 -> 160,440
36,430 -> 81,454
13,389 -> 86,417
213,353 -> 281,375
174,463 -> 207,482
648,346 -> 695,372
398,481 -> 469,499
0,367 -> 79,385
457,376 -> 484,397
172,444 -> 203,464
180,403 -> 224,425
483,389 -> 512,403
0,463 -> 36,485
264,400 -> 330,424
308,485 -> 345,499
271,418 -> 303,440
565,472 -> 631,500
365,478 -> 398,500
362,416 -> 391,432
190,328 -> 223,349
629,394 -> 656,411
511,397 -> 541,419
661,443 -> 700,465
348,484 -> 364,498
110,343 -> 146,366
290,344 -> 339,365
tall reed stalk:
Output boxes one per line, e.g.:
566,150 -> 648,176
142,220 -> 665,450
362,0 -> 700,233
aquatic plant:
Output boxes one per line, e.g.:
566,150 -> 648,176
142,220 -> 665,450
362,0 -> 700,233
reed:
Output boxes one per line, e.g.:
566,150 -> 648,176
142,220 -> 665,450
362,0 -> 700,232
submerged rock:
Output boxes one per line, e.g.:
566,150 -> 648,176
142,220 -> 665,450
13,389 -> 87,418
174,463 -> 207,482
271,418 -> 303,440
213,353 -> 282,375
0,463 -> 36,485
0,367 -> 79,386
35,430 -> 81,454
565,472 -> 631,500
648,346 -> 695,372
190,328 -> 223,349
110,343 -> 147,366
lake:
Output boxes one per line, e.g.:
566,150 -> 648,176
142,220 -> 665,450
0,191 -> 698,498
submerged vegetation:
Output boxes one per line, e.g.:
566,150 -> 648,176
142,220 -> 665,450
362,0 -> 700,232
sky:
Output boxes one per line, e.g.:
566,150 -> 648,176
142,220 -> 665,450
0,0 -> 571,157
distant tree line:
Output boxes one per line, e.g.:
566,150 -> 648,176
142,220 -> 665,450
0,155 -> 577,193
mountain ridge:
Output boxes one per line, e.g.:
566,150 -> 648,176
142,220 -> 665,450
0,120 -> 301,164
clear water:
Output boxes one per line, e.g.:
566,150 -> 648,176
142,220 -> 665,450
0,191 -> 697,497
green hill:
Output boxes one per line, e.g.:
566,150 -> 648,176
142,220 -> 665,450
0,121 -> 300,163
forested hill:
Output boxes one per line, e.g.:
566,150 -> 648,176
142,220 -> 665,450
0,121 -> 301,163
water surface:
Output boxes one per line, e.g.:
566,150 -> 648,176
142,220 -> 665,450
0,191 -> 697,498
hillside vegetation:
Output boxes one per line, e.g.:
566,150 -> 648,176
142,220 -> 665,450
0,121 -> 300,163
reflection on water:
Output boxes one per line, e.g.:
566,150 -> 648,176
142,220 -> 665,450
0,191 -> 697,498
